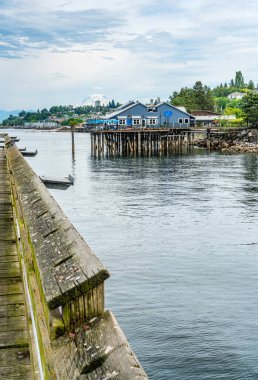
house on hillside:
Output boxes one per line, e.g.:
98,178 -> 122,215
227,92 -> 245,100
102,100 -> 195,128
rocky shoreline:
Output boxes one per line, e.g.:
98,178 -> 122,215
195,129 -> 258,153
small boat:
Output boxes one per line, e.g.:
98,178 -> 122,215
10,136 -> 20,142
21,150 -> 37,156
40,174 -> 74,189
19,147 -> 26,152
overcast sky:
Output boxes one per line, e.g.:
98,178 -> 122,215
0,0 -> 258,109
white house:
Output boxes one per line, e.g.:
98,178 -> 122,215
227,92 -> 245,100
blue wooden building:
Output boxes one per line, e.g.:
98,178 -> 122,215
104,101 -> 195,128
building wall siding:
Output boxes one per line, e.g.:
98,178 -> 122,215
109,103 -> 194,128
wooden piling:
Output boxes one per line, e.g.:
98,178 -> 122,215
91,128 -> 195,157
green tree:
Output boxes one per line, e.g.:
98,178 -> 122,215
234,71 -> 245,88
170,81 -> 215,112
193,81 -> 206,109
193,81 -> 215,111
248,80 -> 255,90
240,92 -> 258,126
224,107 -> 244,118
67,118 -> 83,126
169,87 -> 197,112
215,97 -> 229,112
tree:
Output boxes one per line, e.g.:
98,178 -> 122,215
240,92 -> 258,126
170,81 -> 215,112
193,81 -> 215,111
18,110 -> 26,117
215,97 -> 229,112
67,118 -> 83,126
224,107 -> 244,118
169,87 -> 197,112
203,86 -> 215,111
248,80 -> 255,90
234,71 -> 245,88
193,81 -> 206,109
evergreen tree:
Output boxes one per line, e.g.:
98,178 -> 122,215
248,80 -> 255,90
240,92 -> 258,126
169,87 -> 197,112
193,81 -> 214,111
234,71 -> 244,88
204,87 -> 215,111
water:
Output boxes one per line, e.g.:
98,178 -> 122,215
4,129 -> 258,379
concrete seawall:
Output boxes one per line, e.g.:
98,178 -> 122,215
4,135 -> 148,379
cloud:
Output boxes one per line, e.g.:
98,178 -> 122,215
0,6 -> 124,58
0,0 -> 258,108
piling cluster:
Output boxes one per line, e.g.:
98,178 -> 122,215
91,129 -> 196,156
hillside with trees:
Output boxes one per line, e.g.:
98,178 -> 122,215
1,101 -> 121,127
169,71 -> 258,125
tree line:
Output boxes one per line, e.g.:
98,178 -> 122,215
170,71 -> 257,112
169,71 -> 258,126
1,101 -> 121,126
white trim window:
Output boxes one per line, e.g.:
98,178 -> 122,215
119,119 -> 126,125
178,118 -> 183,124
148,118 -> 157,125
133,118 -> 141,125
184,118 -> 189,124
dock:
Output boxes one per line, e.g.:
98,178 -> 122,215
0,150 -> 33,379
21,149 -> 37,157
40,174 -> 74,189
0,135 -> 148,379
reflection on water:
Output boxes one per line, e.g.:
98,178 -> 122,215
4,129 -> 258,380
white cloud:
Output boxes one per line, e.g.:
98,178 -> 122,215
0,0 -> 258,108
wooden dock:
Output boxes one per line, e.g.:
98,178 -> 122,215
91,128 -> 196,156
0,136 -> 148,379
0,150 -> 33,379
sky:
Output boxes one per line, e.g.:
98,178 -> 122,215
0,0 -> 258,109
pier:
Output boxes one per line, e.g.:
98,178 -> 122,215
0,134 -> 148,379
0,149 -> 33,379
91,128 -> 197,156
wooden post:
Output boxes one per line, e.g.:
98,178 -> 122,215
138,132 -> 141,156
206,128 -> 211,150
71,125 -> 75,157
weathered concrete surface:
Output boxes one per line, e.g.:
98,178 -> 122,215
0,150 -> 33,379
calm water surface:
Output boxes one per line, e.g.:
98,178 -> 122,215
5,130 -> 258,379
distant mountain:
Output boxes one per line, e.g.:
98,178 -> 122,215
0,110 -> 21,123
80,94 -> 110,107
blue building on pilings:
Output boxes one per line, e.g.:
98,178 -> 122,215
89,101 -> 195,129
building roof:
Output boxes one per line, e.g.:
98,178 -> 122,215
176,106 -> 188,113
104,101 -> 195,119
104,101 -> 146,119
195,115 -> 236,121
